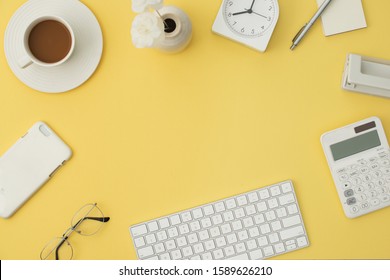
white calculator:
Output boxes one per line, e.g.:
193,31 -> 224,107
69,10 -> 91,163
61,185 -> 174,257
321,117 -> 390,218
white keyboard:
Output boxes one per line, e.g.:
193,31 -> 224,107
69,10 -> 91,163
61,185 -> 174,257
129,180 -> 309,260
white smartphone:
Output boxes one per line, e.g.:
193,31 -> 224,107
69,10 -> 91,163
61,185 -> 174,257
0,121 -> 72,218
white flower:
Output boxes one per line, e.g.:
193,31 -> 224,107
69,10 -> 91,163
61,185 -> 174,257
131,12 -> 164,48
132,0 -> 164,13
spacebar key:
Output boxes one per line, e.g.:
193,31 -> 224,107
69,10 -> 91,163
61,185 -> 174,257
280,226 -> 305,240
226,253 -> 249,260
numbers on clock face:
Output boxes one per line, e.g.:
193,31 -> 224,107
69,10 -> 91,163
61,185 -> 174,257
223,0 -> 276,37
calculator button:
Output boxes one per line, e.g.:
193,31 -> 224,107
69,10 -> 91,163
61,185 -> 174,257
358,160 -> 368,166
350,205 -> 359,214
370,163 -> 380,170
359,167 -> 370,174
379,195 -> 390,203
369,157 -> 378,163
380,159 -> 390,166
347,197 -> 357,205
371,171 -> 382,179
339,174 -> 349,182
354,186 -> 364,194
344,189 -> 354,197
337,168 -> 347,174
356,193 -> 367,202
362,174 -> 372,182
375,179 -> 386,187
351,178 -> 362,185
376,187 -> 387,195
366,190 -> 377,199
370,199 -> 380,207
365,182 -> 375,190
381,167 -> 390,175
348,170 -> 359,177
360,202 -> 370,209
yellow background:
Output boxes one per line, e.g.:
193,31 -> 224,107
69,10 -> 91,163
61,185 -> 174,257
1,0 -> 390,260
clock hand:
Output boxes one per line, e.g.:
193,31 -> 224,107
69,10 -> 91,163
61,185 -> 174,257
244,8 -> 267,19
232,10 -> 250,16
249,0 -> 256,10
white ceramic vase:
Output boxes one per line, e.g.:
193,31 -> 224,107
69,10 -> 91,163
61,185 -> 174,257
155,6 -> 192,53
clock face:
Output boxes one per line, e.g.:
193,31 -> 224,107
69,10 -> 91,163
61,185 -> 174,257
223,0 -> 276,37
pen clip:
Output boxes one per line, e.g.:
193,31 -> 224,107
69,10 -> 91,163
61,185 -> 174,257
293,24 -> 307,42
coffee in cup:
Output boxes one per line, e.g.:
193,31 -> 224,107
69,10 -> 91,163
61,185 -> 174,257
18,16 -> 75,68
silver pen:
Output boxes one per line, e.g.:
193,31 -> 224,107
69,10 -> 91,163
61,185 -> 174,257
290,0 -> 334,50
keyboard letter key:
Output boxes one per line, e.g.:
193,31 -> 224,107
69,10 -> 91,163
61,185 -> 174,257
279,193 -> 295,205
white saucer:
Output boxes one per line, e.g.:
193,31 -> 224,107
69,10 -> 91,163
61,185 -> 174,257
4,0 -> 103,93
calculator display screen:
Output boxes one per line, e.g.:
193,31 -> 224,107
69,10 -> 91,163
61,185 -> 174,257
330,130 -> 381,161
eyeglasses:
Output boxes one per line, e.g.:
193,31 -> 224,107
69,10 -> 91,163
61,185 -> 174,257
40,203 -> 110,260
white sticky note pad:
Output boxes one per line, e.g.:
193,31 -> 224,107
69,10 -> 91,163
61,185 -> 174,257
316,0 -> 367,36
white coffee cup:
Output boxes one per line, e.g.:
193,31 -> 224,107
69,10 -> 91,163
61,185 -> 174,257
18,15 -> 75,69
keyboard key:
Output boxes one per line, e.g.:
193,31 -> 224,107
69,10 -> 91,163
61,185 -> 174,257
245,204 -> 256,215
176,236 -> 187,247
216,236 -> 227,247
210,227 -> 221,237
154,243 -> 165,254
221,223 -> 232,234
193,243 -> 205,254
234,208 -> 245,219
179,224 -> 190,235
232,220 -> 243,231
131,225 -> 147,237
268,198 -> 279,209
187,233 -> 198,244
280,226 -> 305,240
203,205 -> 214,216
224,246 -> 235,257
249,227 -> 260,238
287,204 -> 298,214
223,211 -> 234,222
249,249 -> 263,260
156,230 -> 168,241
258,189 -> 270,199
134,237 -> 145,248
237,230 -> 249,241
276,207 -> 287,218
192,208 -> 203,219
189,221 -> 201,231
297,236 -> 308,247
198,230 -> 209,241
257,236 -> 268,247
227,253 -> 249,260
170,215 -> 181,226
158,218 -> 170,229
281,182 -> 293,193
205,240 -> 216,250
265,210 -> 276,221
248,192 -> 259,203
271,220 -> 282,231
212,249 -> 224,259
279,193 -> 295,205
237,195 -> 248,206
138,246 -> 154,258
254,214 -> 265,224
159,253 -> 170,260
263,246 -> 274,257
274,243 -> 285,253
171,250 -> 182,260
191,255 -> 201,260
243,217 -> 254,228
181,212 -> 192,222
268,232 -> 279,243
182,246 -> 193,257
145,234 -> 156,244
235,243 -> 246,253
214,202 -> 226,212
256,201 -> 268,212
201,252 -> 212,260
282,215 -> 302,228
147,221 -> 158,232
270,186 -> 281,196
260,223 -> 271,234
165,240 -> 176,250
246,239 -> 257,250
201,218 -> 212,228
226,199 -> 237,209
167,227 -> 179,238
227,233 -> 238,244
212,214 -> 223,225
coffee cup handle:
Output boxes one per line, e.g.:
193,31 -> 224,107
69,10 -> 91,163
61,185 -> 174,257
18,55 -> 33,69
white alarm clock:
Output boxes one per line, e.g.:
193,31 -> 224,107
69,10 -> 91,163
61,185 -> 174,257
212,0 -> 279,52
